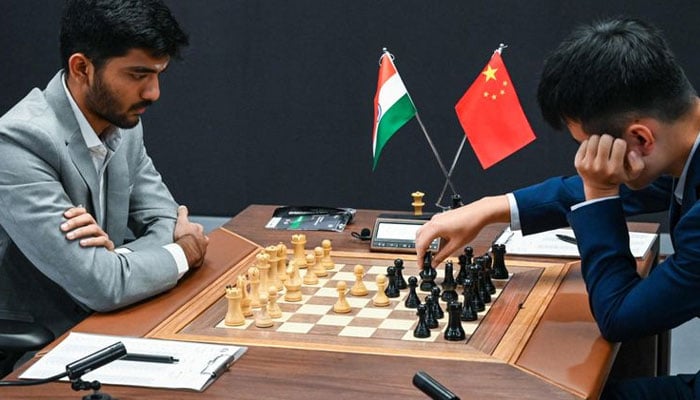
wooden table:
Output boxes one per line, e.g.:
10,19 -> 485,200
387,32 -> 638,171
2,204 -> 660,400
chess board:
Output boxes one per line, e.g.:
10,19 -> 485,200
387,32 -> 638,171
148,251 -> 561,362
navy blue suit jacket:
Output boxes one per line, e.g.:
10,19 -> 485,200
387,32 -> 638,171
512,164 -> 700,343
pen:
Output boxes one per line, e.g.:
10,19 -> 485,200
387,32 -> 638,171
121,353 -> 179,363
555,234 -> 578,245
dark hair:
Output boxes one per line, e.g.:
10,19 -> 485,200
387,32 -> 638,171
537,17 -> 696,136
60,0 -> 189,72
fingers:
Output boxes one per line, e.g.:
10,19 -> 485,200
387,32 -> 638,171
177,205 -> 190,223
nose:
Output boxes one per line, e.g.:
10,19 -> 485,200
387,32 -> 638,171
141,75 -> 160,102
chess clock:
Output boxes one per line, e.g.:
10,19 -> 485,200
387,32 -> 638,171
370,216 -> 440,253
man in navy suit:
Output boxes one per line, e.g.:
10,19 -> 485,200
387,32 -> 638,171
416,18 -> 700,399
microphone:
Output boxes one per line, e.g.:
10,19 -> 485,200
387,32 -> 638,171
66,342 -> 127,380
412,370 -> 460,400
351,228 -> 372,241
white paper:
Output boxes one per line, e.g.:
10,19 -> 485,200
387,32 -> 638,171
493,227 -> 656,258
20,332 -> 247,391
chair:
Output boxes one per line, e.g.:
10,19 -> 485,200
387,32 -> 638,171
0,319 -> 54,378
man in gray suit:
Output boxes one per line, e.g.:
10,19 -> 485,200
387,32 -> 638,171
0,0 -> 209,338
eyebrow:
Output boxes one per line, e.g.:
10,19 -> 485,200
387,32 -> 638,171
125,64 -> 169,74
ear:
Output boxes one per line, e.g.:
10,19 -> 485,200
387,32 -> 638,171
625,123 -> 655,156
66,53 -> 93,84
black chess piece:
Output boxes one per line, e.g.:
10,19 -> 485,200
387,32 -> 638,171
475,258 -> 491,304
469,264 -> 485,312
419,251 -> 437,292
460,280 -> 478,321
440,261 -> 458,303
424,295 -> 439,329
430,286 -> 444,319
385,266 -> 400,298
492,243 -> 509,279
451,194 -> 463,209
444,302 -> 466,341
457,254 -> 468,287
404,276 -> 421,308
413,304 -> 431,338
481,253 -> 496,295
394,259 -> 408,289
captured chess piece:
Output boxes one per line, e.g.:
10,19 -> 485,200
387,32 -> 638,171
333,281 -> 352,313
373,275 -> 391,307
350,264 -> 368,296
419,251 -> 437,292
411,191 -> 425,216
492,243 -> 509,279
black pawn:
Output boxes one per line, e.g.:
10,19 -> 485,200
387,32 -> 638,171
451,194 -> 463,209
481,253 -> 496,295
413,304 -> 431,338
404,276 -> 421,308
440,261 -> 458,303
430,286 -> 444,319
424,295 -> 439,329
385,266 -> 400,298
419,251 -> 437,292
394,259 -> 408,289
475,258 -> 491,304
460,281 -> 478,322
492,243 -> 509,279
469,264 -> 485,312
457,254 -> 468,287
444,302 -> 466,341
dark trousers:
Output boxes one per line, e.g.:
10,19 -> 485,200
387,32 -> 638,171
602,374 -> 698,400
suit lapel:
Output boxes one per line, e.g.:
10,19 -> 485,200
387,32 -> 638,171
104,139 -> 129,243
66,132 -> 102,218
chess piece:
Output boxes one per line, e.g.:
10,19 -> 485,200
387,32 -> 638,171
404,276 -> 421,308
480,253 -> 496,295
373,275 -> 390,307
291,233 -> 307,269
424,295 -> 439,329
303,253 -> 319,285
413,304 -> 431,338
475,257 -> 492,304
224,285 -> 245,326
460,280 -> 478,321
333,281 -> 352,313
457,254 -> 469,287
321,239 -> 335,270
451,194 -> 463,209
313,247 -> 328,277
238,275 -> 253,317
284,260 -> 302,302
266,245 -> 282,291
419,251 -> 437,292
444,302 -> 466,341
254,295 -> 274,328
248,267 -> 262,309
440,260 -> 458,303
394,259 -> 407,289
350,264 -> 368,296
430,286 -> 444,319
267,286 -> 282,318
411,191 -> 425,216
492,243 -> 509,279
384,266 -> 400,298
255,251 -> 270,304
469,264 -> 485,312
277,243 -> 289,284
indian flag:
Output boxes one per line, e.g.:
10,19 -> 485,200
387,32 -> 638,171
372,49 -> 417,170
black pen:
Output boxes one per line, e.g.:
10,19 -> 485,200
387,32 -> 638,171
121,353 -> 179,363
555,234 -> 578,245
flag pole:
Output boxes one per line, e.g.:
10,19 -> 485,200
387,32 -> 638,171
413,111 -> 459,196
435,136 -> 466,209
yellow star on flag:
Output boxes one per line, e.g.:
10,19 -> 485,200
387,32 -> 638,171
481,64 -> 497,82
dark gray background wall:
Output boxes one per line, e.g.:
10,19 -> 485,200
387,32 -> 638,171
2,1 -> 698,223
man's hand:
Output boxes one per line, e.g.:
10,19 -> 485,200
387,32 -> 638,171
174,205 -> 209,268
415,195 -> 510,267
574,134 -> 645,200
61,206 -> 115,251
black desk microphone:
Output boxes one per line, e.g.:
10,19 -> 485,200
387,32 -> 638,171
351,228 -> 372,241
412,371 -> 460,400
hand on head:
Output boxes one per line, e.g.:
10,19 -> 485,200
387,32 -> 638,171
174,205 -> 209,268
61,205 -> 115,251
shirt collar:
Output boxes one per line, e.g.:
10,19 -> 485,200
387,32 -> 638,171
674,131 -> 700,203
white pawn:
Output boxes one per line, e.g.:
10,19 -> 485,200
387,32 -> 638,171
313,247 -> 328,277
255,252 -> 270,304
350,264 -> 368,296
255,295 -> 274,328
321,239 -> 335,270
224,285 -> 245,326
276,243 -> 289,284
333,281 -> 351,313
373,275 -> 390,307
303,253 -> 319,285
267,286 -> 282,319
248,267 -> 262,309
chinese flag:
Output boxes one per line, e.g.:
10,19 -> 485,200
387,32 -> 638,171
455,52 -> 535,169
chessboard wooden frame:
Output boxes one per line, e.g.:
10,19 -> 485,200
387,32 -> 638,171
147,236 -> 571,365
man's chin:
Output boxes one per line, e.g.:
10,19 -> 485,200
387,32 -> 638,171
112,116 -> 140,129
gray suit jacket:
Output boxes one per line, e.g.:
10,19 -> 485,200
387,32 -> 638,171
0,71 -> 180,335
